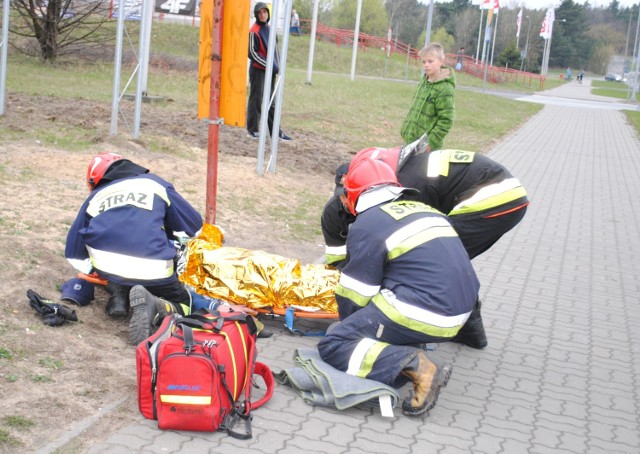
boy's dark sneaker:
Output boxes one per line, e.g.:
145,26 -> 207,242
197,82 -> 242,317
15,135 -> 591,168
247,131 -> 259,139
279,132 -> 292,141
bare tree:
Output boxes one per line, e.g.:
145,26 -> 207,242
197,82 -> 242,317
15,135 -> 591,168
453,8 -> 477,51
386,0 -> 426,47
10,0 -> 115,62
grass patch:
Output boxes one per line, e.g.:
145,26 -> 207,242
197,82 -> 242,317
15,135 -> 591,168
625,111 -> 640,133
30,374 -> 53,383
592,87 -> 639,101
286,190 -> 327,239
591,79 -> 640,101
286,35 -> 422,81
3,416 -> 34,430
282,69 -> 407,147
38,357 -> 63,370
283,69 -> 542,151
5,374 -> 18,383
448,90 -> 542,151
0,428 -> 21,448
150,22 -> 200,58
591,80 -> 627,89
4,20 -> 546,152
6,55 -> 116,102
0,348 -> 12,360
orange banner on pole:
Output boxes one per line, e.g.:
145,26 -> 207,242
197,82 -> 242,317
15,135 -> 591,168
198,0 -> 250,126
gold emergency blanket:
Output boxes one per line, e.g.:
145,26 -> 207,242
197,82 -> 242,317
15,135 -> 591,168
180,224 -> 339,313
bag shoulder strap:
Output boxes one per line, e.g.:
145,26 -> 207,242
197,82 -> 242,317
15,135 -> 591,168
250,361 -> 274,409
176,314 -> 225,332
181,325 -> 197,353
222,361 -> 274,439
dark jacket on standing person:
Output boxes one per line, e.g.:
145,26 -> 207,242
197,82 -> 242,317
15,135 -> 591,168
249,3 -> 278,74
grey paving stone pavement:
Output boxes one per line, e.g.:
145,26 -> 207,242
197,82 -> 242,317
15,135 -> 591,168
61,80 -> 640,453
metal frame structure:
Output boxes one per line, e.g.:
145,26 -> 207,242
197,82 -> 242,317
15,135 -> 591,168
110,0 -> 153,139
0,0 -> 10,115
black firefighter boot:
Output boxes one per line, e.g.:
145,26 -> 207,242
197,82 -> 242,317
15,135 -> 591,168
401,351 -> 453,417
451,299 -> 488,349
128,285 -> 178,345
105,282 -> 131,318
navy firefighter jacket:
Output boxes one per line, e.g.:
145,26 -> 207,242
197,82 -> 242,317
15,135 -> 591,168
336,199 -> 479,336
65,170 -> 203,287
398,150 -> 528,217
322,149 -> 528,267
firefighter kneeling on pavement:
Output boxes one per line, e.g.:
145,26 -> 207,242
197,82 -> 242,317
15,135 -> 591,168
317,157 -> 480,417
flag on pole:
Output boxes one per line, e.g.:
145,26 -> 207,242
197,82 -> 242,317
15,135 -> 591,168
540,17 -> 547,38
540,8 -> 554,39
547,8 -> 555,36
483,0 -> 498,42
516,8 -> 523,38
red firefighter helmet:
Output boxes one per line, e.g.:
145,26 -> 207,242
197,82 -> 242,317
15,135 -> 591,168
343,157 -> 399,215
351,146 -> 402,174
86,152 -> 123,190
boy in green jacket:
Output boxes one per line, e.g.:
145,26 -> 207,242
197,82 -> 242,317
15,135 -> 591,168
401,42 -> 455,151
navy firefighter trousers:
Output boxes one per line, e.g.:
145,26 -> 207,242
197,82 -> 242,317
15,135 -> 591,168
318,303 -> 450,388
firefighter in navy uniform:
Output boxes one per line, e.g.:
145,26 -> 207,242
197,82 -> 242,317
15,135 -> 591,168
65,152 -> 204,345
318,157 -> 480,417
321,139 -> 528,349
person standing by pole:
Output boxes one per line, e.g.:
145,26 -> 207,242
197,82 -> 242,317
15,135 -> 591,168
246,3 -> 292,141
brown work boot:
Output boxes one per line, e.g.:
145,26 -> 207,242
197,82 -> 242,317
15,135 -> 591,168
401,351 -> 453,417
128,286 -> 177,345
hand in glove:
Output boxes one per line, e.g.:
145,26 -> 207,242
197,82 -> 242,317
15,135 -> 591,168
27,289 -> 79,326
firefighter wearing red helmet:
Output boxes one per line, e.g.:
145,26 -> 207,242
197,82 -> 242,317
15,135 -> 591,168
340,153 -> 400,216
318,157 -> 480,417
322,137 -> 528,349
86,152 -> 123,191
66,153 -> 204,345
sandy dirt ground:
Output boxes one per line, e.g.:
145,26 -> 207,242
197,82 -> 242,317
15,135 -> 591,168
0,91 -> 354,452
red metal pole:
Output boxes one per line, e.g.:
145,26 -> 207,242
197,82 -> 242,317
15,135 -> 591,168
205,0 -> 223,225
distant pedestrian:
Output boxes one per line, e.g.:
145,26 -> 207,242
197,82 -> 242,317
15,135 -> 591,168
455,46 -> 465,71
566,67 -> 572,81
577,69 -> 584,84
290,9 -> 301,36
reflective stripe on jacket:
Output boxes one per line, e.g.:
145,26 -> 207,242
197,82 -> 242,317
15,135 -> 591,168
336,199 -> 479,328
65,173 -> 203,286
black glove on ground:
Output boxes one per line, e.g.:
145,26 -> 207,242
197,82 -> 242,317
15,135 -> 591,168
27,289 -> 79,326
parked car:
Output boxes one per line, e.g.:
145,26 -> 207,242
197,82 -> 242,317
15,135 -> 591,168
605,73 -> 623,82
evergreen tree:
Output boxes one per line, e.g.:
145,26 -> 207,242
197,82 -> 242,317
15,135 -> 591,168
496,41 -> 521,69
549,0 -> 594,69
